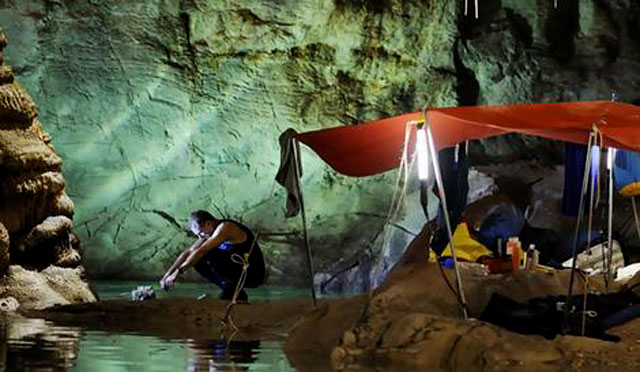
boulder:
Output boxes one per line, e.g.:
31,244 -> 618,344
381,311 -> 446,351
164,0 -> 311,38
0,265 -> 96,310
51,192 -> 75,218
332,313 -> 569,372
14,216 -> 73,269
18,216 -> 73,252
54,245 -> 81,268
0,296 -> 19,312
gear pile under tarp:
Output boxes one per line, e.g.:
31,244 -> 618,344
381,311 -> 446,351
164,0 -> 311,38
615,149 -> 640,197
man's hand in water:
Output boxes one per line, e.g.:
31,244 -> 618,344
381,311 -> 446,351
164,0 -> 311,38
160,271 -> 178,291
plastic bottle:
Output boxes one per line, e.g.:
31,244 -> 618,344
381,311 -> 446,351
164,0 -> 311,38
508,237 -> 519,273
525,244 -> 535,270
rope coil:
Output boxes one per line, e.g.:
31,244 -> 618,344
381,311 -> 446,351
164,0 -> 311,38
220,180 -> 279,331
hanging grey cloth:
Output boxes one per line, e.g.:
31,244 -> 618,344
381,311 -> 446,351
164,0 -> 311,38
275,128 -> 302,218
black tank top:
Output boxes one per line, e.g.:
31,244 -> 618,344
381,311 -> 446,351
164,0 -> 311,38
216,219 -> 260,255
204,219 -> 265,284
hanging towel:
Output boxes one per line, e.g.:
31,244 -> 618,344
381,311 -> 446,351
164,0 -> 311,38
275,129 -> 302,218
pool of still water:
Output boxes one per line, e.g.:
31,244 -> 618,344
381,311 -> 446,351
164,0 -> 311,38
2,281 -> 317,372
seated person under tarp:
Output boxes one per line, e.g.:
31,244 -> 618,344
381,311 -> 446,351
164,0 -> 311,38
472,202 -> 524,254
466,197 -> 560,265
429,147 -> 560,264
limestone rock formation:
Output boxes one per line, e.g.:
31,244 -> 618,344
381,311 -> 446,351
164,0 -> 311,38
0,1 -> 638,284
0,29 -> 95,309
331,313 -> 569,372
0,265 -> 94,310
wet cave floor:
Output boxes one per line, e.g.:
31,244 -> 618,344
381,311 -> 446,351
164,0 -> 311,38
5,282 -> 322,372
8,266 -> 640,372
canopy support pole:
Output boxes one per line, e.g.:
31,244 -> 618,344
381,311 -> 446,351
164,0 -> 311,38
426,120 -> 469,319
292,138 -> 317,307
606,150 -> 615,292
585,146 -> 598,283
564,132 -> 595,330
632,196 -> 640,242
420,180 -> 429,220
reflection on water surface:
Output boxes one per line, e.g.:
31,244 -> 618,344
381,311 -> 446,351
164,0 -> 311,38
1,281 -> 305,372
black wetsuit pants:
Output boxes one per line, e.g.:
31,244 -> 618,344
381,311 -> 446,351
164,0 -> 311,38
194,247 -> 265,297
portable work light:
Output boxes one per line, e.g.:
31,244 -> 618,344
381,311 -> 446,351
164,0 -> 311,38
607,147 -> 616,170
416,126 -> 429,180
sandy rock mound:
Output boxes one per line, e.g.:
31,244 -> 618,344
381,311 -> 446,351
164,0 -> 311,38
286,224 -> 631,372
332,313 -> 568,372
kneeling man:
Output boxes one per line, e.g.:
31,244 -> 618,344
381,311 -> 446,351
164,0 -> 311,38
160,210 -> 265,301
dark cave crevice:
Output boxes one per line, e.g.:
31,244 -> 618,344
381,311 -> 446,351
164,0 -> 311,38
150,209 -> 183,231
504,8 -> 533,48
630,3 -> 640,50
178,10 -> 200,88
335,0 -> 437,14
457,0 -> 503,41
593,0 -> 622,65
452,39 -> 479,107
544,0 -> 579,64
390,82 -> 416,113
335,0 -> 393,13
599,34 -> 621,65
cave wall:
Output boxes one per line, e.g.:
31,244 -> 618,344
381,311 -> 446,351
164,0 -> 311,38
0,0 -> 639,285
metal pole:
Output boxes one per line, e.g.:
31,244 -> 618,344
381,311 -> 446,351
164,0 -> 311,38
585,147 -> 597,273
606,150 -> 615,292
291,138 -> 317,306
426,122 -> 469,319
564,133 -> 594,330
632,196 -> 640,242
420,179 -> 429,220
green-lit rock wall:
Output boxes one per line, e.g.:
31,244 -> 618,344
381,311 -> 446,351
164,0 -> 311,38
0,0 -> 639,285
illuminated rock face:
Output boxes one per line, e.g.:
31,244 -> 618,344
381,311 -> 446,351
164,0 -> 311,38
0,1 -> 638,285
0,29 -> 95,309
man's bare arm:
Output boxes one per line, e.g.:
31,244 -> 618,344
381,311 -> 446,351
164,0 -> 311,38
177,224 -> 232,273
162,238 -> 205,279
178,235 -> 224,273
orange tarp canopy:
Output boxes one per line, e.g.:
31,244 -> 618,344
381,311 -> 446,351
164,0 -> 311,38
295,101 -> 640,177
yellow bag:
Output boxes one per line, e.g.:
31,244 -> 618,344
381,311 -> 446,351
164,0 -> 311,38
429,222 -> 492,262
620,182 -> 640,197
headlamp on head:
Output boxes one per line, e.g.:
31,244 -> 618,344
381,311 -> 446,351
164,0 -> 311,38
190,220 -> 209,238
